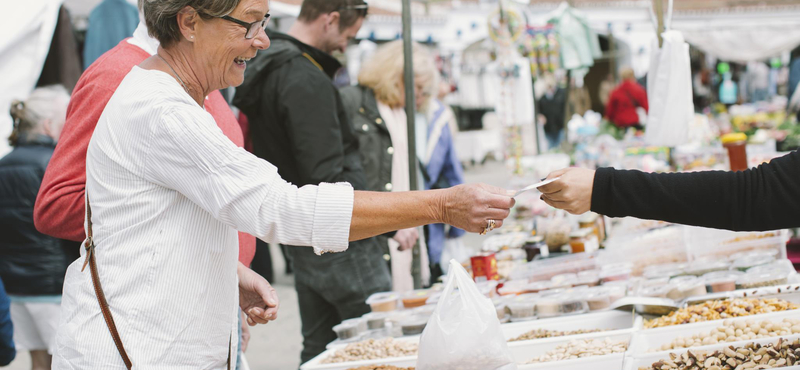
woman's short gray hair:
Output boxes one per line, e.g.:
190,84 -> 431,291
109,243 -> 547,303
143,0 -> 241,48
8,85 -> 70,146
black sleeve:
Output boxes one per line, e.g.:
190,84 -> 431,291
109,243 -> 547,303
277,64 -> 364,188
591,151 -> 800,231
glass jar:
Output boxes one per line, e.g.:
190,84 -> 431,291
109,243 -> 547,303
569,228 -> 598,254
722,133 -> 748,172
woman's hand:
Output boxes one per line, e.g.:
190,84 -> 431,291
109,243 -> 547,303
393,228 -> 419,251
238,263 -> 280,326
440,184 -> 515,233
538,168 -> 596,215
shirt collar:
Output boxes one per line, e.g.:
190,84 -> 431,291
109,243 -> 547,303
128,21 -> 159,56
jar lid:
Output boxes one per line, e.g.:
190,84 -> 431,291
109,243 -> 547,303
702,270 -> 743,282
366,291 -> 399,304
721,132 -> 747,144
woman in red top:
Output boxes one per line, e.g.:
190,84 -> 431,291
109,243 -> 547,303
605,68 -> 648,129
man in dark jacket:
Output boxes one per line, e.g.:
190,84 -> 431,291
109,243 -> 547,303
233,0 -> 392,364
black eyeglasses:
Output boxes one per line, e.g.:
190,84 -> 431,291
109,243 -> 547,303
338,3 -> 368,17
218,14 -> 271,39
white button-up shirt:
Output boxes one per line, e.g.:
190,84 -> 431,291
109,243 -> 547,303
52,66 -> 354,369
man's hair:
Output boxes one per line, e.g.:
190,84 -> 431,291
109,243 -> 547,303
298,0 -> 366,31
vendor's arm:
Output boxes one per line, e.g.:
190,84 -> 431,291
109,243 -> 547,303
147,108 -> 514,254
539,151 -> 800,231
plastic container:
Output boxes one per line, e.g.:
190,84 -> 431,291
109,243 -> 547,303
747,259 -> 795,275
362,312 -> 388,330
493,297 -> 510,322
684,260 -> 730,276
641,277 -> 671,289
507,295 -> 538,322
366,292 -> 400,312
732,254 -> 776,272
398,315 -> 428,336
643,263 -> 687,280
498,280 -> 529,296
333,318 -> 366,341
586,289 -> 612,311
536,294 -> 588,318
524,280 -> 554,294
736,270 -> 791,289
401,289 -> 432,308
476,280 -> 499,298
575,270 -> 601,287
606,285 -> 627,303
599,264 -> 633,283
550,273 -> 578,288
722,132 -> 748,172
638,284 -> 672,299
702,270 -> 743,293
677,281 -> 708,299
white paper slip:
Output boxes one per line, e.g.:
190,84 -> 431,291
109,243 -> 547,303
513,177 -> 560,198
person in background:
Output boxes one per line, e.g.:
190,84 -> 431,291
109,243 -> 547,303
32,1 -> 257,366
605,67 -> 648,130
232,0 -> 394,363
0,278 -> 14,367
1,86 -> 70,370
536,73 -> 567,149
82,0 -> 139,69
341,40 -> 440,291
598,73 -> 614,109
422,80 -> 467,283
787,48 -> 800,103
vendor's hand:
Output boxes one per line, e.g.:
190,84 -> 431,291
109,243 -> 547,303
393,228 -> 419,251
538,167 -> 596,215
440,184 -> 515,233
240,311 -> 251,352
238,263 -> 279,326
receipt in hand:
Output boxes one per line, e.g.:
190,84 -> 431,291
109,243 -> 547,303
513,177 -> 560,198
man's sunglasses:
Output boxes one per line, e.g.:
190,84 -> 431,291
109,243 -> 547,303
338,3 -> 369,16
218,14 -> 271,39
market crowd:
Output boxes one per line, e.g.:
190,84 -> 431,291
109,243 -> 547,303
0,0 -> 507,369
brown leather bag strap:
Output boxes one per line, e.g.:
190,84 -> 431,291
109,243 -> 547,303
81,193 -> 233,369
81,194 -> 133,370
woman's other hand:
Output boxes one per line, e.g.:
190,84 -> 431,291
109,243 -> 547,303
238,263 -> 280,326
440,184 -> 515,233
393,228 -> 419,251
538,168 -> 596,215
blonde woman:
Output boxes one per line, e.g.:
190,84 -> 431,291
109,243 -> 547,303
341,40 -> 439,291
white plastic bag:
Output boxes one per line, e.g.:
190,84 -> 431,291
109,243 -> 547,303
645,30 -> 694,147
417,260 -> 517,370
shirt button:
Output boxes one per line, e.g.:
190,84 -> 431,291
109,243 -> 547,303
375,118 -> 383,125
383,254 -> 391,261
362,124 -> 369,132
385,183 -> 393,191
387,147 -> 394,155
359,107 -> 365,114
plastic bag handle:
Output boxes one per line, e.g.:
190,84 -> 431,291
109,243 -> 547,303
435,259 -> 493,322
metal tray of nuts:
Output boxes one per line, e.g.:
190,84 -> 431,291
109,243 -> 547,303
508,332 -> 632,369
630,310 -> 800,355
625,335 -> 800,370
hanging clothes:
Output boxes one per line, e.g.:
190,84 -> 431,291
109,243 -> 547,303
35,5 -> 81,92
82,0 -> 139,69
548,3 -> 601,71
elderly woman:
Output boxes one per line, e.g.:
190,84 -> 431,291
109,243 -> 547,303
52,0 -> 513,369
1,85 -> 70,370
341,40 -> 466,289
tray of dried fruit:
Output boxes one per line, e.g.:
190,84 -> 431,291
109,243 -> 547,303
625,336 -> 800,370
502,310 -> 642,346
511,333 -> 632,370
300,338 -> 418,370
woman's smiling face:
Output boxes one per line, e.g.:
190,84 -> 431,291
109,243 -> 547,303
193,0 -> 270,90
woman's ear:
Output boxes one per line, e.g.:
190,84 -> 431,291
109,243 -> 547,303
176,6 -> 199,41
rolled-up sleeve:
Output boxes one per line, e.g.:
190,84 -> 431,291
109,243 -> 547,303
144,106 -> 354,253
